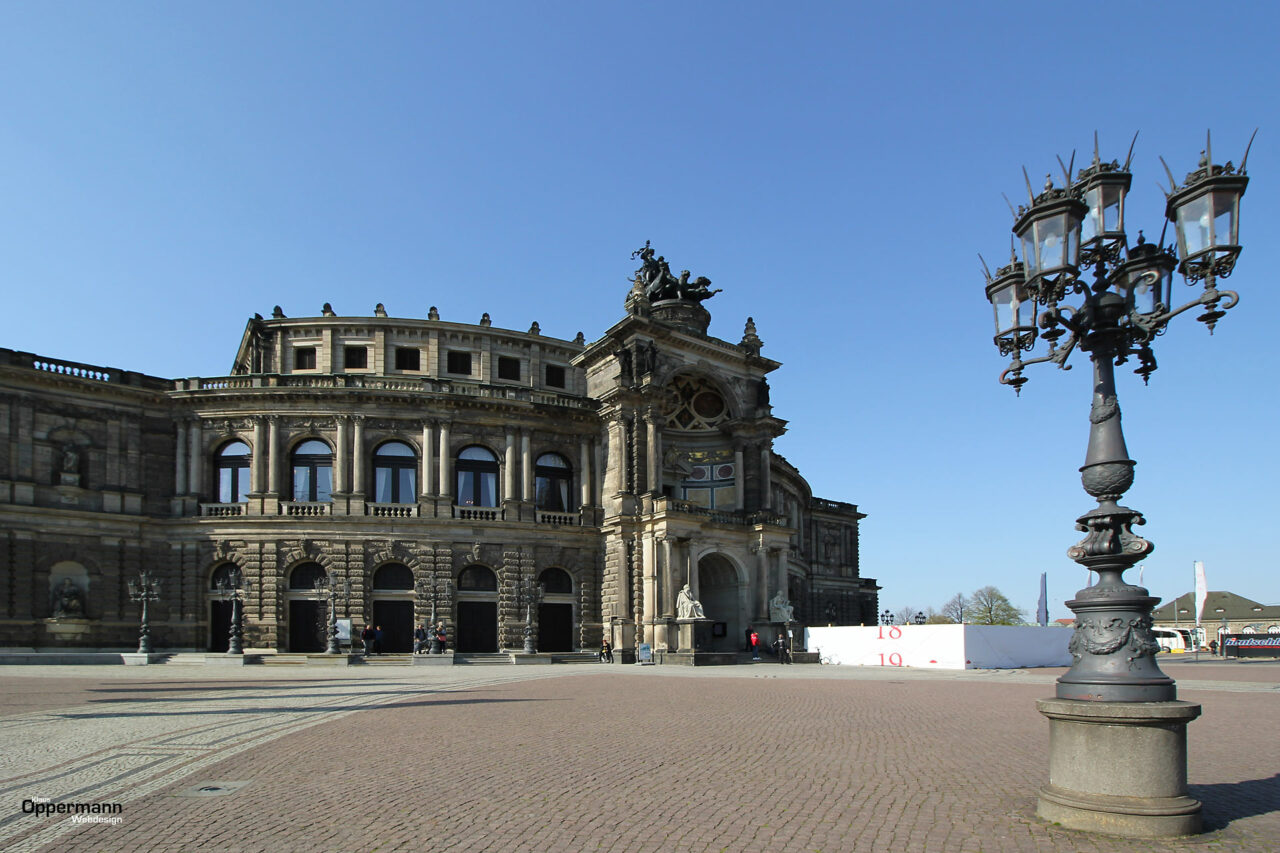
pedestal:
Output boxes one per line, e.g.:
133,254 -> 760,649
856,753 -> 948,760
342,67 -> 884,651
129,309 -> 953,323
676,618 -> 712,652
1036,698 -> 1202,838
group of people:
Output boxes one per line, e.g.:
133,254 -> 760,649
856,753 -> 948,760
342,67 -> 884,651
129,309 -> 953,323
360,624 -> 383,655
747,627 -> 790,663
413,622 -> 449,654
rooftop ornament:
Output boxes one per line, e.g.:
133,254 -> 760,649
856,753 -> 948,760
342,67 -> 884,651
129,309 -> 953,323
982,130 -> 1254,838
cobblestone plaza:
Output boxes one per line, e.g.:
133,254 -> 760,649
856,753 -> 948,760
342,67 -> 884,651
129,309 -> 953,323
2,659 -> 1276,852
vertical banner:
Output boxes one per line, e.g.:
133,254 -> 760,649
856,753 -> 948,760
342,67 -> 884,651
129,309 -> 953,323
1036,572 -> 1048,627
1194,561 -> 1208,627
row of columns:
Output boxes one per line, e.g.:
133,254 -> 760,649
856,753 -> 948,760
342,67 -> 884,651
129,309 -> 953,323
176,416 -> 596,505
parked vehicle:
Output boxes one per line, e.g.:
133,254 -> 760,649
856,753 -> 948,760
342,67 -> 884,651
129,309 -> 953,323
1153,627 -> 1187,653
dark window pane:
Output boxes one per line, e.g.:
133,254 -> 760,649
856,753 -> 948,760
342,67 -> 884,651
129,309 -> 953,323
539,568 -> 572,594
395,347 -> 420,371
545,365 -> 566,388
314,466 -> 332,502
294,347 -> 316,370
497,356 -> 520,381
375,468 -> 393,503
447,351 -> 471,375
236,463 -> 250,502
219,468 -> 234,504
398,468 -> 415,502
344,347 -> 368,369
293,467 -> 311,502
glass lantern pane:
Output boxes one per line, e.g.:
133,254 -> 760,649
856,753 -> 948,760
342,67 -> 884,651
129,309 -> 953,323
1130,273 -> 1158,314
1212,191 -> 1237,246
1102,186 -> 1123,234
1081,188 -> 1100,244
1015,292 -> 1036,327
1021,233 -> 1038,276
1037,215 -> 1067,269
992,285 -> 1016,334
1177,195 -> 1211,256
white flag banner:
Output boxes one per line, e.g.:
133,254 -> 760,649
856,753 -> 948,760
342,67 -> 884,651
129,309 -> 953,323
1194,561 -> 1208,627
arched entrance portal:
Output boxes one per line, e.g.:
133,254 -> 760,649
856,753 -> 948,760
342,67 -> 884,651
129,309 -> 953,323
456,565 -> 499,652
287,563 -> 328,652
698,554 -> 744,652
371,563 -> 414,653
537,568 -> 575,652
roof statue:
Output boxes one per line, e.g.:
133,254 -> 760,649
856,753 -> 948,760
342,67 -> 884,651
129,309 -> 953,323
631,241 -> 722,304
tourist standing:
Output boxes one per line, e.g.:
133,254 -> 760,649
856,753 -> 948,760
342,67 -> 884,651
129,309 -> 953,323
750,629 -> 761,660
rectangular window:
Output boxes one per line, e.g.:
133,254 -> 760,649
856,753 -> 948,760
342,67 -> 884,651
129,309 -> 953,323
394,347 -> 420,371
446,351 -> 472,375
497,356 -> 520,381
545,364 -> 566,388
294,347 -> 316,370
344,346 -> 368,369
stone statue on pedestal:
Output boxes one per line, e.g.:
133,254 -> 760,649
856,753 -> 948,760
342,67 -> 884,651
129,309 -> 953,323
51,578 -> 86,619
676,584 -> 706,620
769,590 -> 794,624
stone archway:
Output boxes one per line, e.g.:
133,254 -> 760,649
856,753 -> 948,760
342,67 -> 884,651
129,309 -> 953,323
697,553 -> 744,653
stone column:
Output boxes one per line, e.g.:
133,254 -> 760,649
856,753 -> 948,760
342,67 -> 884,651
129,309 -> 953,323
687,541 -> 699,599
251,417 -> 266,494
188,418 -> 202,498
520,431 -> 532,502
734,445 -> 745,510
641,533 -> 656,645
661,536 -> 674,616
267,415 -> 280,496
334,417 -> 349,494
439,421 -> 452,501
175,419 -> 188,495
504,430 -> 516,501
754,542 -> 769,619
579,437 -> 591,509
420,421 -> 434,496
602,416 -> 623,497
759,443 -> 772,509
645,409 -> 661,493
774,547 -> 787,602
352,416 -> 366,496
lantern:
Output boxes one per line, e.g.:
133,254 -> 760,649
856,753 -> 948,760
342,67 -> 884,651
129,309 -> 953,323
1166,155 -> 1248,282
1013,178 -> 1087,304
986,259 -> 1036,354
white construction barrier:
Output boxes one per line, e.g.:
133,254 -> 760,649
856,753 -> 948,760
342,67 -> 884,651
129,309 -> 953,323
805,624 -> 1071,670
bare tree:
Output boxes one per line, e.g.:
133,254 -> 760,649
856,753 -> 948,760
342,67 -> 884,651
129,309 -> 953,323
940,593 -> 968,624
967,586 -> 1026,625
894,606 -> 920,626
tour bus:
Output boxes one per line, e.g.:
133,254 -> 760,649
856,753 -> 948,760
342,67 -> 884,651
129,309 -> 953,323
1153,628 -> 1187,653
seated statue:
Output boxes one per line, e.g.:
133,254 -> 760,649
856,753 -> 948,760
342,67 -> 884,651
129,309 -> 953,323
51,578 -> 85,619
769,590 -> 795,624
676,584 -> 706,620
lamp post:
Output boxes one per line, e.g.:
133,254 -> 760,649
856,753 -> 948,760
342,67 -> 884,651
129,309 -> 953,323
127,570 -> 161,654
914,611 -> 926,626
216,569 -> 253,655
983,132 -> 1252,837
519,576 -> 543,655
315,573 -> 345,655
418,576 -> 453,654
880,609 -> 894,627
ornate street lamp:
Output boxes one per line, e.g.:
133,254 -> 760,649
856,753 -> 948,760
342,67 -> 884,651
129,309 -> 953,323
127,571 -> 161,654
880,609 -> 894,626
914,611 -> 926,626
519,576 -> 544,655
216,569 -> 253,655
983,131 -> 1253,838
417,575 -> 453,654
314,573 -> 346,655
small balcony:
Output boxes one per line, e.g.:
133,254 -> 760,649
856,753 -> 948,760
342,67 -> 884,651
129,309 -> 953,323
280,501 -> 333,517
536,510 -> 580,526
366,502 -> 421,518
199,502 -> 245,517
453,505 -> 504,521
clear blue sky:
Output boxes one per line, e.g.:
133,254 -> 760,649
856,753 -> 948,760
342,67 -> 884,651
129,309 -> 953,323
2,2 -> 1276,620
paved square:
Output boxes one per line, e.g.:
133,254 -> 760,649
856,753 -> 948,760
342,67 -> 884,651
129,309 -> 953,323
1,660 -> 1276,851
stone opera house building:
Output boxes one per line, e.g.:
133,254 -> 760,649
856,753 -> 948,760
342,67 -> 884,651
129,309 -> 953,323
0,248 -> 877,658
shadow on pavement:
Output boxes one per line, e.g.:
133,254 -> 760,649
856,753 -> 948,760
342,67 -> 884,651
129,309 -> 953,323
1193,773 -> 1280,830
50,695 -> 555,719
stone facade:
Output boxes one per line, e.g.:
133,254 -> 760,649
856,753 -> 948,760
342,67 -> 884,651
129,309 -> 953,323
0,271 -> 877,654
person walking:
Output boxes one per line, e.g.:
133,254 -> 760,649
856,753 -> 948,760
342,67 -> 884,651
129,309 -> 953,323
373,625 -> 384,655
773,632 -> 790,664
600,639 -> 613,663
435,622 -> 448,654
750,629 -> 761,661
361,624 -> 375,656
413,623 -> 428,654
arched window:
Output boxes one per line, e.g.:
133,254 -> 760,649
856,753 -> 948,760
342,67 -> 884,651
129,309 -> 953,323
373,563 -> 414,590
289,562 -> 328,590
373,441 -> 417,504
534,453 -> 572,512
458,565 -> 497,591
456,446 -> 498,507
216,441 -> 251,503
539,567 -> 573,594
291,440 -> 333,502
